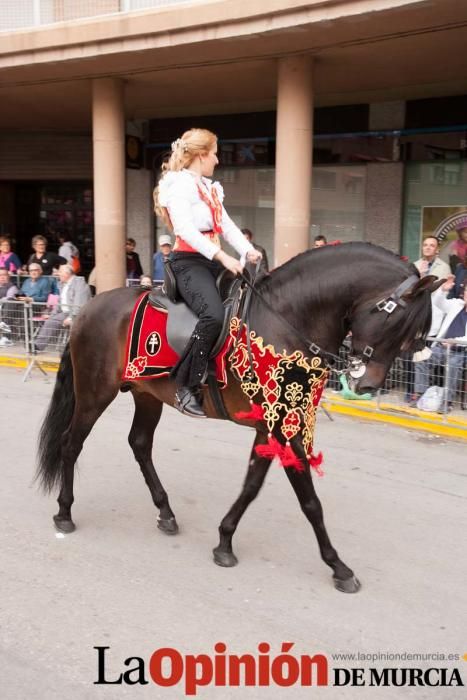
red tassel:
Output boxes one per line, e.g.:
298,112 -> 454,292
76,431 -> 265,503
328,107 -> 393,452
309,451 -> 324,477
278,443 -> 305,472
234,403 -> 265,421
255,434 -> 283,461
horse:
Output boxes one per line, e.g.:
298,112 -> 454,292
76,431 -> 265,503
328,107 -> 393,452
36,242 -> 442,593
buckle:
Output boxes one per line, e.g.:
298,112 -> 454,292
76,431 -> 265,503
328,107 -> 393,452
376,299 -> 397,314
308,342 -> 321,355
363,345 -> 374,359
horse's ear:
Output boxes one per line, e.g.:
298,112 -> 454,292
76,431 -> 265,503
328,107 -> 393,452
403,275 -> 445,299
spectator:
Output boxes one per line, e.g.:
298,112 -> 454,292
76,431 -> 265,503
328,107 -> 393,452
58,233 -> 81,273
34,264 -> 91,352
241,229 -> 269,273
153,234 -> 173,283
447,220 -> 467,273
126,238 -> 143,281
448,255 -> 466,300
27,235 -> 66,275
414,236 -> 451,280
414,236 -> 452,339
0,268 -> 19,346
313,234 -> 327,248
0,237 -> 22,273
140,274 -> 153,289
0,268 -> 19,300
412,277 -> 467,411
17,263 -> 52,303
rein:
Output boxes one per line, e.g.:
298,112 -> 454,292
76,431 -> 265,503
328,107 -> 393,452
235,268 -> 420,379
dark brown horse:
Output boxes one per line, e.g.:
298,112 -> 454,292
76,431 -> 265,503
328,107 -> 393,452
37,243 -> 441,592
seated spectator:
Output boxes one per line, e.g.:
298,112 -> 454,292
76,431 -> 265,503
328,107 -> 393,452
0,268 -> 19,300
58,232 -> 81,273
140,274 -> 153,289
313,234 -> 327,248
126,238 -> 143,281
17,263 -> 52,303
153,234 -> 173,283
0,268 -> 19,346
34,264 -> 91,352
242,229 -> 269,273
412,277 -> 467,411
0,237 -> 22,273
27,235 -> 66,275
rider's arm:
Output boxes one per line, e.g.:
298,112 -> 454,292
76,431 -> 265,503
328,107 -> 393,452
164,174 -> 220,260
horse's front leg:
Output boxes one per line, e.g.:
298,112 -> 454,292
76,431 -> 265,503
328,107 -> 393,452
213,430 -> 272,567
286,438 -> 361,593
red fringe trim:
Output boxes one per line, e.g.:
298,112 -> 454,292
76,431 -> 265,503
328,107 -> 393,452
255,436 -> 324,475
234,403 -> 265,421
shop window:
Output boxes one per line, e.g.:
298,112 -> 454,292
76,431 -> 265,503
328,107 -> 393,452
429,163 -> 462,187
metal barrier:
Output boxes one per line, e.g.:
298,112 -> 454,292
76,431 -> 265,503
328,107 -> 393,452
0,298 -> 80,380
324,338 -> 467,424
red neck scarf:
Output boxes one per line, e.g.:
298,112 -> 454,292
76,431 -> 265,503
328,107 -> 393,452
197,184 -> 223,234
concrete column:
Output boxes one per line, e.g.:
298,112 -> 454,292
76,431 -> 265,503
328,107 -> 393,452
274,55 -> 313,266
92,78 -> 126,292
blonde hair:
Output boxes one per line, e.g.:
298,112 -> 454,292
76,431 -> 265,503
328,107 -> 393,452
153,128 -> 217,227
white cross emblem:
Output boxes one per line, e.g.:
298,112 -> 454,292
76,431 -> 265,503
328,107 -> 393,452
146,332 -> 161,356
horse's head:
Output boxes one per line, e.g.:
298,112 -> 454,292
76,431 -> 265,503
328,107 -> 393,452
347,274 -> 444,396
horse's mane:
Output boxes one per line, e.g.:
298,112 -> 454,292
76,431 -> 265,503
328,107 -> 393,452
257,242 -> 432,349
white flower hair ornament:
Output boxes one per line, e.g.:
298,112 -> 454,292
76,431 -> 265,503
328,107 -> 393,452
171,138 -> 188,153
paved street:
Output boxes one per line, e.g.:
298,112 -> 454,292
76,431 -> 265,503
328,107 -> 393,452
1,366 -> 466,699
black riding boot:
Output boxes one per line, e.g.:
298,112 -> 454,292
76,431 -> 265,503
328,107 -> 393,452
174,385 -> 206,418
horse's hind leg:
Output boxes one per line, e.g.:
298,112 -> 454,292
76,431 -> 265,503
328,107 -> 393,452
55,398 -> 115,533
284,443 -> 360,593
213,430 -> 272,567
128,391 -> 178,535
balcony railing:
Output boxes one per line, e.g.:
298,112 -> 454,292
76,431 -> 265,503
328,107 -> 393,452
0,0 -> 195,32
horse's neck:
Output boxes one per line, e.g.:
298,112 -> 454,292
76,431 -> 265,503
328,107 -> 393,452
249,273 -> 347,355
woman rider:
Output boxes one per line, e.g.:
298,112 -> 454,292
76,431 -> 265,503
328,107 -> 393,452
154,128 -> 262,418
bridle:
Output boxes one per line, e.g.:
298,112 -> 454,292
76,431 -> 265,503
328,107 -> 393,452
237,268 -> 420,380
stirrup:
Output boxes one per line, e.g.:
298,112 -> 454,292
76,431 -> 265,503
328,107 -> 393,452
174,387 -> 206,418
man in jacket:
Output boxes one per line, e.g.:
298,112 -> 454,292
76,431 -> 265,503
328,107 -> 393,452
34,264 -> 91,352
413,276 -> 467,410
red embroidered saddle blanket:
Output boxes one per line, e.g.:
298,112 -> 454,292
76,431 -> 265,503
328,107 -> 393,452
122,292 -> 232,384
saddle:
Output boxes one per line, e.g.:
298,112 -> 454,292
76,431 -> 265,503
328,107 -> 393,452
147,261 -> 245,357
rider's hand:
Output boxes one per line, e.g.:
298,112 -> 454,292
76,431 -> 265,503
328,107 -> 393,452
214,250 -> 243,276
246,248 -> 262,265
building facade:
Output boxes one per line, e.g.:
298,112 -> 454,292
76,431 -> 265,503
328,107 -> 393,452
0,0 -> 466,289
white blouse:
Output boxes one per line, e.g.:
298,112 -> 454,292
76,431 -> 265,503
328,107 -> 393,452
158,169 -> 254,261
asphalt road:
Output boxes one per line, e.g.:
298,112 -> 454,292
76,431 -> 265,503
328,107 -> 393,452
1,366 -> 466,699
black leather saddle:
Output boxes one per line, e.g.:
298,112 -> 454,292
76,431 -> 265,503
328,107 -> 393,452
147,262 -> 245,357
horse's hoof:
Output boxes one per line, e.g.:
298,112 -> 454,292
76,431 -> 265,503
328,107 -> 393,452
157,517 -> 179,535
53,516 -> 76,534
213,548 -> 238,568
333,575 -> 361,593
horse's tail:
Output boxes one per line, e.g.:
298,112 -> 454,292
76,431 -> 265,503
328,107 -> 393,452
36,342 -> 75,493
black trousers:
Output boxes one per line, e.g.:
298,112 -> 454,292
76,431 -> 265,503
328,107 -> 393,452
170,253 -> 224,389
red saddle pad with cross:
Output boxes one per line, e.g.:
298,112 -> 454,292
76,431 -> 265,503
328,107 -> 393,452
122,292 -> 233,385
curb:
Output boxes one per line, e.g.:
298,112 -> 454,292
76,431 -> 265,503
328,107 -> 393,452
322,395 -> 467,441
